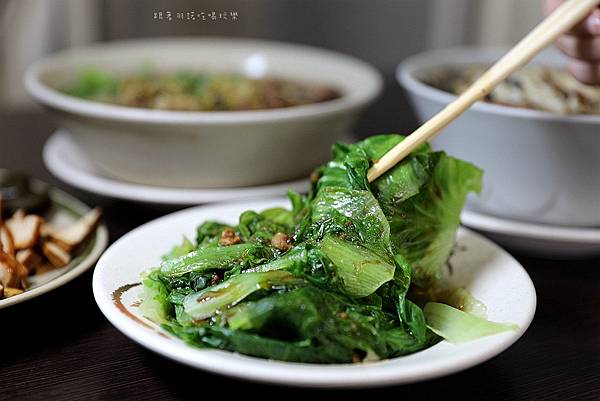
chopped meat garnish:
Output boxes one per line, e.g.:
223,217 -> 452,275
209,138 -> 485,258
310,87 -> 341,103
210,273 -> 220,286
219,228 -> 241,246
271,232 -> 292,251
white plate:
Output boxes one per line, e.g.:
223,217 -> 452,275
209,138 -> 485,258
43,131 -> 310,205
93,198 -> 536,388
461,209 -> 600,258
0,186 -> 108,308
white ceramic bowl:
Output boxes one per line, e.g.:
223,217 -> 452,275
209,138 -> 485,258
398,47 -> 600,227
25,38 -> 382,188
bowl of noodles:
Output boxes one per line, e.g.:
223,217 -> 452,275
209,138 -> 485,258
398,46 -> 600,227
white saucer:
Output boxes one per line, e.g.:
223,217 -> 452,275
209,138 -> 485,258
43,131 -> 310,205
461,209 -> 600,258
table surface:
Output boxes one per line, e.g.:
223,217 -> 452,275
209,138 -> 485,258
1,111 -> 599,401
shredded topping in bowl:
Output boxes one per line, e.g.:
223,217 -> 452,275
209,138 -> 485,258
62,69 -> 342,111
425,65 -> 600,115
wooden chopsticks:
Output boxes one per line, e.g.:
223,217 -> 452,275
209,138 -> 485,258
367,0 -> 600,183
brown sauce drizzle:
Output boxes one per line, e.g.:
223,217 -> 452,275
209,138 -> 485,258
111,283 -> 153,330
111,282 -> 172,340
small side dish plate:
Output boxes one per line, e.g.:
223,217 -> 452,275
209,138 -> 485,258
0,187 -> 108,308
93,198 -> 536,388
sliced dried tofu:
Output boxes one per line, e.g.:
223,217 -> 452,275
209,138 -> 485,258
6,213 -> 43,250
42,241 -> 71,268
40,223 -> 59,238
0,251 -> 29,288
35,262 -> 56,276
12,209 -> 25,220
0,226 -> 15,256
49,208 -> 102,252
4,287 -> 23,297
16,249 -> 43,273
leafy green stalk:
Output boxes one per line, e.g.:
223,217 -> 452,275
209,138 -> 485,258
183,271 -> 302,320
309,187 -> 391,253
244,245 -> 308,273
160,243 -> 265,277
384,155 -> 482,287
140,269 -> 173,324
162,236 -> 195,261
424,302 -> 518,343
140,133 -> 497,364
320,235 -> 394,298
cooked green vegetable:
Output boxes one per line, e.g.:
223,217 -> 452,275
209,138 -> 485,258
320,235 -> 395,297
62,69 -> 118,100
160,243 -> 267,277
141,134 -> 514,363
424,302 -> 518,343
183,271 -> 303,320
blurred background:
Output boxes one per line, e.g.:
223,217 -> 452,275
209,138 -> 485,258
1,0 -> 543,134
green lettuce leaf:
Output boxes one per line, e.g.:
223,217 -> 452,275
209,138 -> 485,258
309,186 -> 392,253
141,133 -> 492,364
160,243 -> 268,277
140,269 -> 173,324
381,154 -> 482,287
162,236 -> 195,261
320,235 -> 394,298
424,302 -> 518,343
183,270 -> 303,320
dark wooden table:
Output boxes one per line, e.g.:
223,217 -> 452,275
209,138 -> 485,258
1,111 -> 599,401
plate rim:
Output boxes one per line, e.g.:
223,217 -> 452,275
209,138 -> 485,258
43,130 -> 310,205
93,198 -> 536,388
0,187 -> 109,309
461,209 -> 600,244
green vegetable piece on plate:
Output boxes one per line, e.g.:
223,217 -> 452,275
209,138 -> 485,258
310,186 -> 391,253
140,269 -> 173,324
160,243 -> 263,277
320,235 -> 394,297
424,302 -> 518,343
245,245 -> 308,273
183,270 -> 302,320
381,154 -> 482,287
162,236 -> 195,261
139,132 -> 504,364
